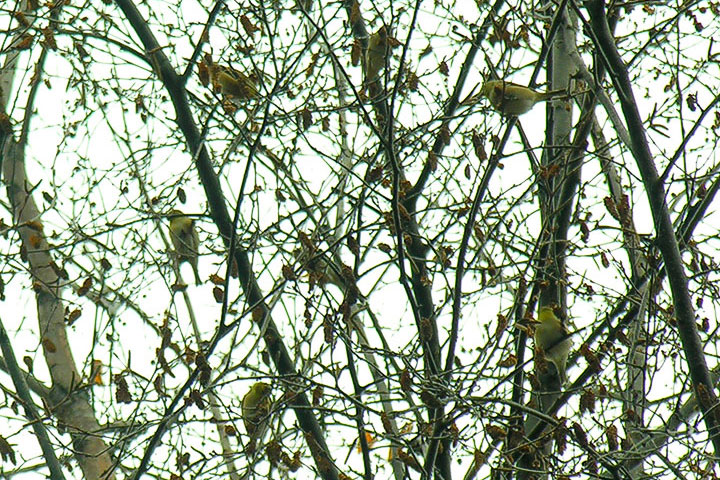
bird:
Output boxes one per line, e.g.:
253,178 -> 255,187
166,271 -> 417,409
242,382 -> 272,454
534,305 -> 572,384
168,209 -> 201,285
364,26 -> 389,92
213,65 -> 259,100
479,80 -> 567,116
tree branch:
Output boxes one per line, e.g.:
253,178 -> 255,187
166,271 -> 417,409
585,0 -> 720,456
112,1 -> 339,478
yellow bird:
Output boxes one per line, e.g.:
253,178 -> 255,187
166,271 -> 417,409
242,382 -> 272,454
480,80 -> 566,116
168,209 -> 201,285
364,26 -> 389,90
214,65 -> 259,100
534,306 -> 572,384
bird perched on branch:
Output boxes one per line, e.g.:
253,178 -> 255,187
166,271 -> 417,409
480,80 -> 567,116
242,382 -> 273,454
364,26 -> 389,93
168,209 -> 201,285
534,305 -> 572,384
212,64 -> 259,100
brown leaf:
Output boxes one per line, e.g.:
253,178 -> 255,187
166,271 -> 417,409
397,448 -> 423,472
176,452 -> 190,469
365,165 -> 383,183
66,308 -> 81,325
14,12 -> 30,26
91,360 -> 104,385
405,70 -> 419,91
77,277 -> 92,296
439,125 -> 450,145
41,27 -> 57,50
580,343 -> 602,373
400,369 -> 412,392
471,131 -> 487,162
114,375 -> 132,403
153,375 -> 165,396
603,196 -> 619,221
305,52 -> 319,78
15,35 -> 33,51
427,151 -> 438,171
486,424 -> 506,440
554,420 -> 569,454
190,389 -> 205,409
323,316 -> 333,343
300,108 -> 312,130
75,41 -> 90,59
495,313 -> 508,338
381,412 -> 393,434
600,251 -> 610,268
579,389 -> 596,414
606,424 -> 618,451
312,386 -> 323,406
282,264 -> 297,281
195,353 -> 211,386
42,338 -> 56,353
240,14 -> 260,36
438,60 -> 449,76
572,422 -> 589,448
497,354 -> 517,368
286,450 -> 301,471
212,286 -> 224,303
157,348 -> 172,376
0,435 -> 16,464
351,38 -> 361,66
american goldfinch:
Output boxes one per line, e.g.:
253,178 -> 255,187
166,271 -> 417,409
364,26 -> 389,90
168,209 -> 201,285
480,80 -> 566,116
242,382 -> 272,453
213,65 -> 259,100
534,306 -> 572,383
